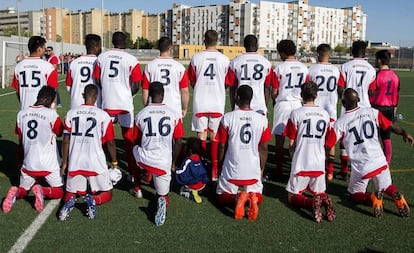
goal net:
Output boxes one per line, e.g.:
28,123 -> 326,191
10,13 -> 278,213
1,40 -> 27,89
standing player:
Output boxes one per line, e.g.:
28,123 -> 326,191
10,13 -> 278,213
142,36 -> 189,118
11,36 -> 58,110
133,82 -> 184,226
59,84 -> 118,221
93,31 -> 143,197
308,44 -> 345,180
188,29 -> 234,181
326,88 -> 413,217
228,34 -> 276,115
216,85 -> 272,221
370,50 -> 400,164
66,34 -> 102,109
2,86 -> 64,213
46,46 -> 62,107
338,40 -> 376,179
284,81 -> 336,223
272,39 -> 309,179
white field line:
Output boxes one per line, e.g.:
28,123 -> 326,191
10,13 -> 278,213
7,200 -> 60,253
0,91 -> 15,97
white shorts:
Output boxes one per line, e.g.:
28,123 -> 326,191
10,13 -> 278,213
272,100 -> 302,135
153,173 -> 171,196
20,170 -> 63,191
66,170 -> 113,194
285,174 -> 326,195
109,110 -> 134,128
191,115 -> 221,133
347,168 -> 392,194
216,176 -> 263,195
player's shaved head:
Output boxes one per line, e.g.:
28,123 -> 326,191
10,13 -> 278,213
35,86 -> 56,107
236,85 -> 253,108
277,40 -> 296,58
351,40 -> 368,58
244,35 -> 258,52
28,36 -> 46,54
112,31 -> 126,49
158,37 -> 172,53
342,88 -> 360,110
204,30 -> 218,47
85,34 -> 102,55
301,81 -> 318,102
149,82 -> 164,103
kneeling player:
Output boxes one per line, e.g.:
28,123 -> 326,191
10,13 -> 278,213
59,84 -> 118,221
326,88 -> 413,217
284,82 -> 336,223
133,82 -> 184,226
3,86 -> 64,213
216,85 -> 271,221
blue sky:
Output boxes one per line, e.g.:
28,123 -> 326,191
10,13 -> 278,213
2,0 -> 414,46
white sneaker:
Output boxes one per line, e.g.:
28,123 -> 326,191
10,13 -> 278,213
155,196 -> 167,226
129,188 -> 143,198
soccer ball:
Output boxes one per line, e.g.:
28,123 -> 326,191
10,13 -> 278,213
109,168 -> 122,185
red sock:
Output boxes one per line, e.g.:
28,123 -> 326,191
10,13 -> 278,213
17,187 -> 28,199
210,140 -> 219,175
122,127 -> 136,173
326,161 -> 334,175
64,192 -> 77,202
340,155 -> 349,174
290,194 -> 313,209
385,184 -> 399,199
201,139 -> 207,156
255,193 -> 263,205
93,191 -> 112,205
43,187 -> 64,199
275,147 -> 284,175
351,192 -> 372,204
217,192 -> 237,206
383,139 -> 392,165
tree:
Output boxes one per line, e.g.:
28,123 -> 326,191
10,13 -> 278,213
3,26 -> 18,36
124,32 -> 134,49
334,44 -> 348,54
133,37 -> 154,49
56,35 -> 62,42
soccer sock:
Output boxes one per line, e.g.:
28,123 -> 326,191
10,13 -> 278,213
64,192 -> 77,202
255,193 -> 263,205
383,139 -> 392,165
121,127 -> 136,174
217,192 -> 237,206
351,192 -> 372,204
275,147 -> 284,175
201,139 -> 207,156
17,187 -> 28,199
340,155 -> 349,174
210,140 -> 219,176
93,191 -> 112,205
42,187 -> 64,199
290,194 -> 313,209
385,184 -> 399,199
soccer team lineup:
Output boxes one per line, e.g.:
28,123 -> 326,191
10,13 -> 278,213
2,29 -> 414,231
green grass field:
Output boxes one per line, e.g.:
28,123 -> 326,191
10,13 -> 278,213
0,71 -> 413,253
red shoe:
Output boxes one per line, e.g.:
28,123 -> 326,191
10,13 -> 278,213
247,192 -> 259,221
2,186 -> 18,213
234,191 -> 248,220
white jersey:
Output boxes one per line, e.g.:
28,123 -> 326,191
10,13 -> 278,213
134,104 -> 184,173
17,105 -> 62,172
217,109 -> 272,181
340,58 -> 376,107
308,63 -> 345,120
188,50 -> 231,116
11,57 -> 58,110
142,57 -> 188,115
66,55 -> 98,109
327,107 -> 390,178
284,105 -> 331,176
230,52 -> 274,114
93,49 -> 142,112
274,59 -> 309,102
64,104 -> 115,174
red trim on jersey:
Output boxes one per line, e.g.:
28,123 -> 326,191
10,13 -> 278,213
48,55 -> 59,65
92,62 -> 101,80
345,107 -> 360,114
11,75 -> 19,90
217,123 -> 228,144
260,124 -> 272,143
130,64 -> 143,83
296,171 -> 324,177
378,111 -> 392,131
179,71 -> 190,89
68,170 -> 99,177
187,64 -> 196,86
195,112 -> 223,118
368,78 -> 377,91
104,109 -> 129,115
338,73 -> 345,87
325,130 -> 338,149
47,69 -> 59,89
225,68 -> 237,87
22,168 -> 51,177
264,68 -> 276,86
283,119 -> 297,140
102,121 -> 115,144
52,117 -> 63,136
138,162 -> 166,176
228,178 -> 258,186
141,74 -> 150,89
65,69 -> 73,87
173,119 -> 185,139
362,165 -> 388,179
273,74 -> 280,89
187,181 -> 205,190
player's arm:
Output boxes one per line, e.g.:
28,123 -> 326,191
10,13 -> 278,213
103,121 -> 117,167
180,87 -> 190,118
142,89 -> 149,106
92,62 -> 101,88
172,119 -> 185,170
217,122 -> 228,168
61,134 -> 70,175
378,111 -> 414,145
229,85 -> 237,111
131,64 -> 143,96
259,141 -> 268,177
